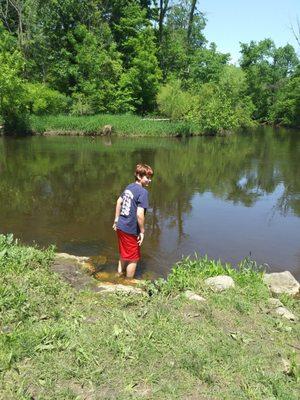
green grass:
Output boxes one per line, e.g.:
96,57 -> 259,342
29,114 -> 202,137
1,234 -> 299,399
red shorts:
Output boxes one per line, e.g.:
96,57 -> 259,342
117,229 -> 141,261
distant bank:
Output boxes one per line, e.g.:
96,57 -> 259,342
29,114 -> 219,137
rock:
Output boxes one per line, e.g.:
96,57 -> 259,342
53,253 -> 96,291
205,275 -> 235,292
263,271 -> 300,297
184,290 -> 206,302
102,125 -> 112,135
267,298 -> 283,308
281,358 -> 292,375
97,283 -> 147,296
275,306 -> 296,321
267,298 -> 297,321
55,252 -> 89,264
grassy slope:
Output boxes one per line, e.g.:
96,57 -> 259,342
0,235 -> 299,399
29,114 -> 201,137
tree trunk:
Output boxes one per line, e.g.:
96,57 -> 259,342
8,0 -> 24,47
187,0 -> 197,45
291,17 -> 300,48
158,0 -> 169,45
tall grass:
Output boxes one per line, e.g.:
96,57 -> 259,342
29,114 -> 202,137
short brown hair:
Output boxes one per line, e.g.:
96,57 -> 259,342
135,163 -> 154,180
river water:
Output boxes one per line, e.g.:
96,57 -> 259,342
0,127 -> 299,280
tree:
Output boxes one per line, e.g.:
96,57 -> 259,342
68,24 -> 123,114
187,0 -> 197,45
187,43 -> 230,87
240,39 -> 299,121
0,0 -> 25,46
0,22 -> 28,133
158,0 -> 170,46
269,74 -> 300,127
291,17 -> 300,49
158,0 -> 206,81
113,2 -> 161,112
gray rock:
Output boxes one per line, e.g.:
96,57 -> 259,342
184,290 -> 206,302
97,283 -> 147,296
275,306 -> 296,321
263,271 -> 300,296
205,275 -> 235,292
267,298 -> 297,321
267,298 -> 284,308
281,358 -> 292,375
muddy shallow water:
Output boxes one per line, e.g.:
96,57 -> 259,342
0,127 -> 299,280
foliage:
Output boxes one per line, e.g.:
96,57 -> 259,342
68,24 -> 123,114
157,80 -> 195,120
162,255 -> 267,295
187,43 -> 230,86
0,2 -> 299,131
194,66 -> 255,133
268,75 -> 300,127
25,83 -> 70,115
159,0 -> 207,80
29,114 -> 197,137
158,67 -> 255,133
113,2 -> 162,113
0,23 -> 29,133
240,39 -> 299,121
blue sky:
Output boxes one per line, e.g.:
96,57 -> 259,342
200,0 -> 300,64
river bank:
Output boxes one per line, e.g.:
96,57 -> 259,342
1,235 -> 299,399
29,114 -> 207,137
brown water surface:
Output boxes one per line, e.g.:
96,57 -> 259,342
0,127 -> 299,279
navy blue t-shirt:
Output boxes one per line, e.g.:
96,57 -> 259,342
117,183 -> 149,235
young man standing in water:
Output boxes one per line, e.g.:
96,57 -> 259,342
112,163 -> 153,278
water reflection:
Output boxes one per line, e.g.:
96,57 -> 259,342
0,127 -> 299,279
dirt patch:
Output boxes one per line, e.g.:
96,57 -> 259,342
133,382 -> 153,398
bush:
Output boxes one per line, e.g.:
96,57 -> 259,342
25,83 -> 69,115
195,83 -> 254,133
157,80 -> 196,121
157,73 -> 255,134
69,93 -> 93,116
193,67 -> 255,133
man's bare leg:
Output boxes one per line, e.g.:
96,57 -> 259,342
117,259 -> 126,276
126,262 -> 137,278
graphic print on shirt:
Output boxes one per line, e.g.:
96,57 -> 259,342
120,190 -> 134,216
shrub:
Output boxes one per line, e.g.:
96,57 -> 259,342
157,74 -> 255,134
70,92 -> 93,116
157,80 -> 196,121
25,83 -> 69,115
193,67 -> 255,133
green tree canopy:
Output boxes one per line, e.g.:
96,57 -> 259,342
0,22 -> 28,133
240,39 -> 299,121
